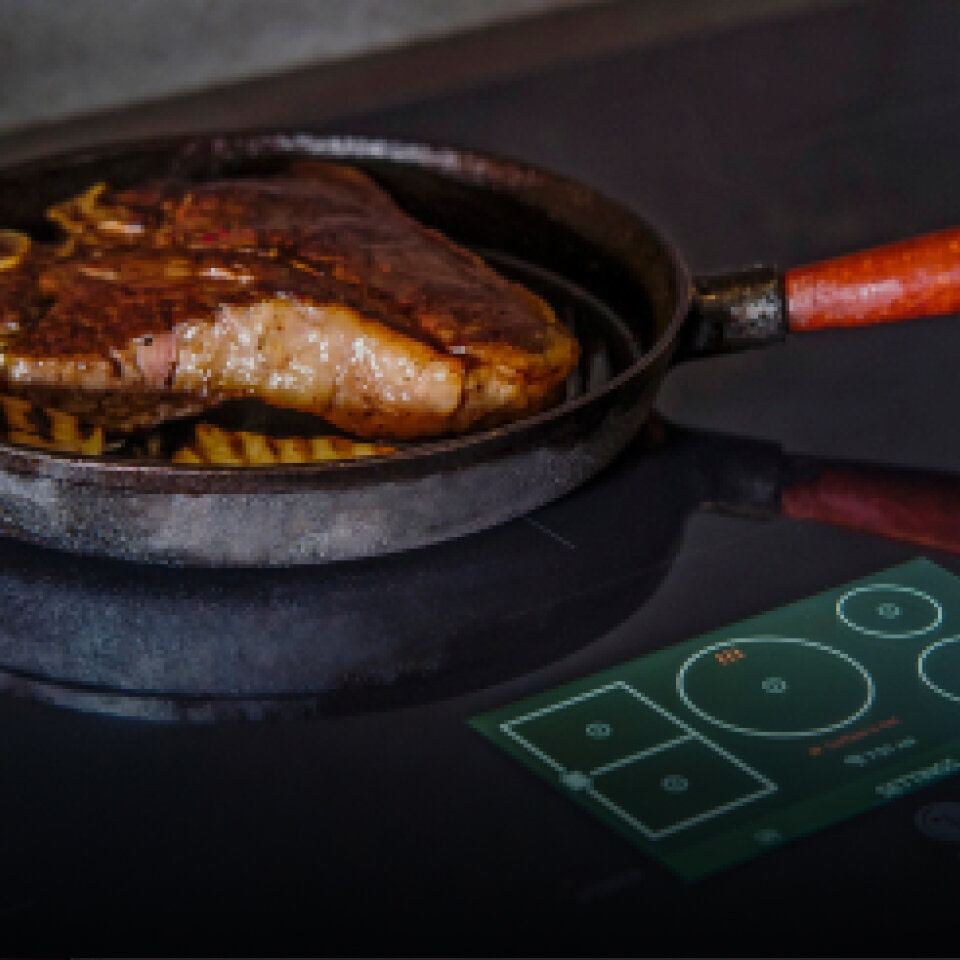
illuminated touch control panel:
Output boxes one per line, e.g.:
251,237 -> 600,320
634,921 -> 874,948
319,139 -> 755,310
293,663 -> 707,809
471,558 -> 960,880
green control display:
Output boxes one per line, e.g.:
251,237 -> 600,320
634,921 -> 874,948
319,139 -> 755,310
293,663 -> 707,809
471,558 -> 960,880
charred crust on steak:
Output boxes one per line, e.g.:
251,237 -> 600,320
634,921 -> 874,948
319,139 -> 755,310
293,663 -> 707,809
0,162 -> 579,441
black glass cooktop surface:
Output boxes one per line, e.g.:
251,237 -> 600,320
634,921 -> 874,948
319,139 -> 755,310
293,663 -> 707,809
4,1 -> 960,954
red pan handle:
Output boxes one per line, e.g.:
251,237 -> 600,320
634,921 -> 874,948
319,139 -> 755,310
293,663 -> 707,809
786,227 -> 960,331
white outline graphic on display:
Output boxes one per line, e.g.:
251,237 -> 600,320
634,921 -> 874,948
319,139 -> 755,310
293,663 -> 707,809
676,637 -> 875,738
837,583 -> 942,639
500,681 -> 777,841
918,635 -> 960,704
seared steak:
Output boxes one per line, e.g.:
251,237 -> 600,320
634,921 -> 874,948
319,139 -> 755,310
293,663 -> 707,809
0,164 -> 578,440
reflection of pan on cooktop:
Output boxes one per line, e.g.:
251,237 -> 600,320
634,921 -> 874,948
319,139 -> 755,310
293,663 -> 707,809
0,447 -> 682,722
1,133 -> 960,566
3,415 -> 960,722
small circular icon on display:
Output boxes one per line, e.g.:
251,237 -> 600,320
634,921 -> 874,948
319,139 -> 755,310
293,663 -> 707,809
876,602 -> 901,620
915,802 -> 960,842
661,774 -> 689,793
585,722 -> 612,740
761,676 -> 789,694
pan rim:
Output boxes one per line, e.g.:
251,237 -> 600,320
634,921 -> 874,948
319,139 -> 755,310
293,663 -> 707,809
0,131 -> 693,492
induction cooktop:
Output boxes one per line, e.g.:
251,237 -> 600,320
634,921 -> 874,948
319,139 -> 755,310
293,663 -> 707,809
473,557 -> 960,880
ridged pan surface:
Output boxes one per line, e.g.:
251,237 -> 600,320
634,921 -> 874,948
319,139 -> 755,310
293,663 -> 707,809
0,133 -> 690,565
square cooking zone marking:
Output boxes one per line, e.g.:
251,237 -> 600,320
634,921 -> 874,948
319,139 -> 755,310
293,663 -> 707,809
503,681 -> 776,840
502,682 -> 686,773
591,734 -> 776,840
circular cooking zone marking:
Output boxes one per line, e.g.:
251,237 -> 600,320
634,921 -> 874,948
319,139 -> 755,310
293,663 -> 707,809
918,635 -> 960,704
837,584 -> 942,638
677,638 -> 875,738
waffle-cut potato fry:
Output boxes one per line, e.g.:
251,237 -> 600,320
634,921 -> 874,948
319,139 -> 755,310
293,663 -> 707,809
173,422 -> 393,466
0,230 -> 30,272
48,181 -> 146,244
0,394 -> 105,455
239,430 -> 276,464
191,422 -> 246,466
1,395 -> 34,433
46,182 -> 107,234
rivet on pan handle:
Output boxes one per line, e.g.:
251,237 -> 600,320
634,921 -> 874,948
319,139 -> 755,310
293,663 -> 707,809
682,267 -> 787,357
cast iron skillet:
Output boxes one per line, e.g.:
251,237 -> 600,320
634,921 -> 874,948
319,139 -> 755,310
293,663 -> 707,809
0,132 -> 957,566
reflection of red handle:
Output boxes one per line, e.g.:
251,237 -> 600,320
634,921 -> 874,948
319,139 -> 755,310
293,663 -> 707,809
786,228 -> 960,331
782,467 -> 960,554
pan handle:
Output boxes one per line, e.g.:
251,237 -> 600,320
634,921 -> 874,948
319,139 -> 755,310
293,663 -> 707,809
694,429 -> 960,555
682,227 -> 960,357
779,462 -> 960,555
786,227 -> 960,331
